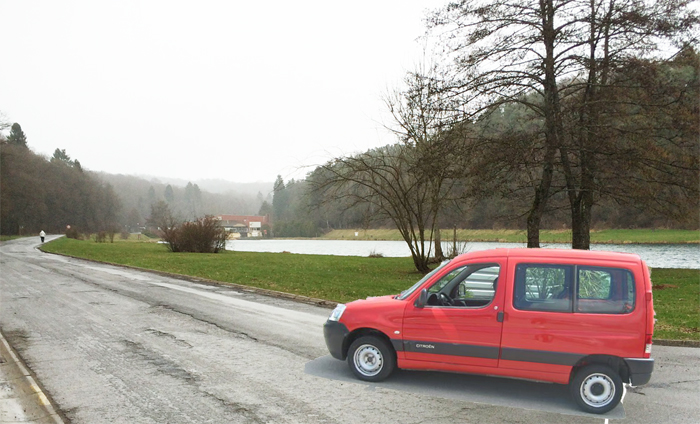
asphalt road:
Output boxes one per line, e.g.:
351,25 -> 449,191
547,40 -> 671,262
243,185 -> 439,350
1,236 -> 698,423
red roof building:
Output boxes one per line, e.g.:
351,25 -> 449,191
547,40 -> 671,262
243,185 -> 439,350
215,215 -> 269,238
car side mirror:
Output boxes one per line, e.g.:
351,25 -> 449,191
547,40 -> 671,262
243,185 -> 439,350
414,289 -> 428,308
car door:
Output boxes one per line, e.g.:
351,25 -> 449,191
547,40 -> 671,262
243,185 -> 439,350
401,259 -> 507,368
500,259 -> 644,383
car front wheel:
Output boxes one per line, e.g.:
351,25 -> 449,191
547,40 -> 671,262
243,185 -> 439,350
570,364 -> 623,414
347,335 -> 396,382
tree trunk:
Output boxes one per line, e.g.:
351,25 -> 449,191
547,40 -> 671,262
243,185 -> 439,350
527,139 -> 556,248
411,252 -> 431,273
526,208 -> 542,248
453,226 -> 458,256
434,227 -> 444,260
570,203 -> 591,249
525,0 -> 561,249
570,168 -> 594,250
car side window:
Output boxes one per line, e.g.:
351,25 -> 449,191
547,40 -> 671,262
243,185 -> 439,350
428,266 -> 467,294
426,264 -> 499,308
514,264 -> 636,314
514,264 -> 573,312
577,267 -> 635,314
455,265 -> 499,305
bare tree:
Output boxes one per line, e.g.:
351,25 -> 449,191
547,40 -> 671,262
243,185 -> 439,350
312,146 -> 440,272
428,0 -> 576,247
384,67 -> 471,260
310,67 -> 473,272
428,0 -> 698,248
577,48 -> 699,227
557,0 -> 699,248
0,111 -> 11,139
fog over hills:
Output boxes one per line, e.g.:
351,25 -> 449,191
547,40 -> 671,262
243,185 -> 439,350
96,172 -> 274,223
135,175 -> 274,196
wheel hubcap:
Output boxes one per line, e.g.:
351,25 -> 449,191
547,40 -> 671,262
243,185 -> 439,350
354,344 -> 383,377
580,373 -> 615,408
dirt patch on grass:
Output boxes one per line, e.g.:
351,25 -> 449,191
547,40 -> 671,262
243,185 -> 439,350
653,284 -> 678,290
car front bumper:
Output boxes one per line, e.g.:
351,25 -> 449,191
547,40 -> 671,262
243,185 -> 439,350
323,320 -> 349,360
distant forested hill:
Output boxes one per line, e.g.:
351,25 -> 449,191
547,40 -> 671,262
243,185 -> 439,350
95,173 -> 273,230
1,143 -> 120,235
0,137 -> 273,235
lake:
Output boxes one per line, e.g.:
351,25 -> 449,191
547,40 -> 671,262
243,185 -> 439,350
226,239 -> 700,269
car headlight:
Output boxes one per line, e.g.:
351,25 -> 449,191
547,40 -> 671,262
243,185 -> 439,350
328,304 -> 346,321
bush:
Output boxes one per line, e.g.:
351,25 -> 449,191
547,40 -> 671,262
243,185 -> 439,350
66,227 -> 82,240
95,231 -> 107,243
161,215 -> 228,253
120,230 -> 130,240
368,249 -> 384,258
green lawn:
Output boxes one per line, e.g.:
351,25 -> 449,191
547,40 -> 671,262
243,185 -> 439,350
650,268 -> 700,341
0,235 -> 24,242
321,228 -> 700,244
42,237 -> 699,341
41,238 -> 421,302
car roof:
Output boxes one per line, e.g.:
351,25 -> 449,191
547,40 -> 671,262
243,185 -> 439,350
453,248 -> 642,265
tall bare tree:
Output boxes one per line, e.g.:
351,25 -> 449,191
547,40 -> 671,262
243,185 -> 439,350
428,0 -> 698,248
428,0 -> 576,247
384,67 -> 471,260
557,0 -> 699,248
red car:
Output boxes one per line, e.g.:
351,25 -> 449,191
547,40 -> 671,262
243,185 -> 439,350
323,248 -> 655,414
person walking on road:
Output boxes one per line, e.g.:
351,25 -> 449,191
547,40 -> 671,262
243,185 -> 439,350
39,230 -> 45,243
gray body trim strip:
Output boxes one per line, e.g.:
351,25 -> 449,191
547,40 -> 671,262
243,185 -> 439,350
500,347 -> 584,366
401,340 -> 499,359
397,340 -> 588,366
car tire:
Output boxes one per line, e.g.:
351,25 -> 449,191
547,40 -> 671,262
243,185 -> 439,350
570,364 -> 623,414
347,335 -> 396,382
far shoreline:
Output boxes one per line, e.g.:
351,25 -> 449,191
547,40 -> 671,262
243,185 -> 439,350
307,228 -> 700,245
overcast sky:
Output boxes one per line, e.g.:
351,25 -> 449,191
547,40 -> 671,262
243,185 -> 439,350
1,0 -> 437,184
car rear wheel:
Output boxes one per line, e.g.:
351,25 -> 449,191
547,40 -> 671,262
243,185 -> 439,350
347,335 -> 396,382
570,364 -> 623,414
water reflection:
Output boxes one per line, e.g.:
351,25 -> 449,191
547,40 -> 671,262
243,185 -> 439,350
225,239 -> 699,269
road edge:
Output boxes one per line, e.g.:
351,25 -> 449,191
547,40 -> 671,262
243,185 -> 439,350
0,329 -> 66,423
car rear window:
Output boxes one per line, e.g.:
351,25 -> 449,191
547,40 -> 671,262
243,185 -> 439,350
576,266 -> 635,314
513,264 -> 635,314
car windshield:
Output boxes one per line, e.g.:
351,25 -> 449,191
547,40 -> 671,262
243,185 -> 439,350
396,260 -> 450,300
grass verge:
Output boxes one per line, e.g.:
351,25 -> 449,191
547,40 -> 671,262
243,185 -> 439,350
651,269 -> 700,341
41,238 -> 421,302
42,237 -> 698,341
320,228 -> 700,244
0,235 -> 24,242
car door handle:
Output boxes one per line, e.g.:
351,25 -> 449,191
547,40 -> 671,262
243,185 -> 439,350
497,311 -> 504,322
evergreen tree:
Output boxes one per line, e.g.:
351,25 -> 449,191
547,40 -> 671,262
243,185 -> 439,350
184,182 -> 198,219
258,201 -> 272,216
164,185 -> 175,204
147,186 -> 156,205
272,175 -> 288,221
7,123 -> 27,147
51,148 -> 72,164
147,200 -> 173,229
